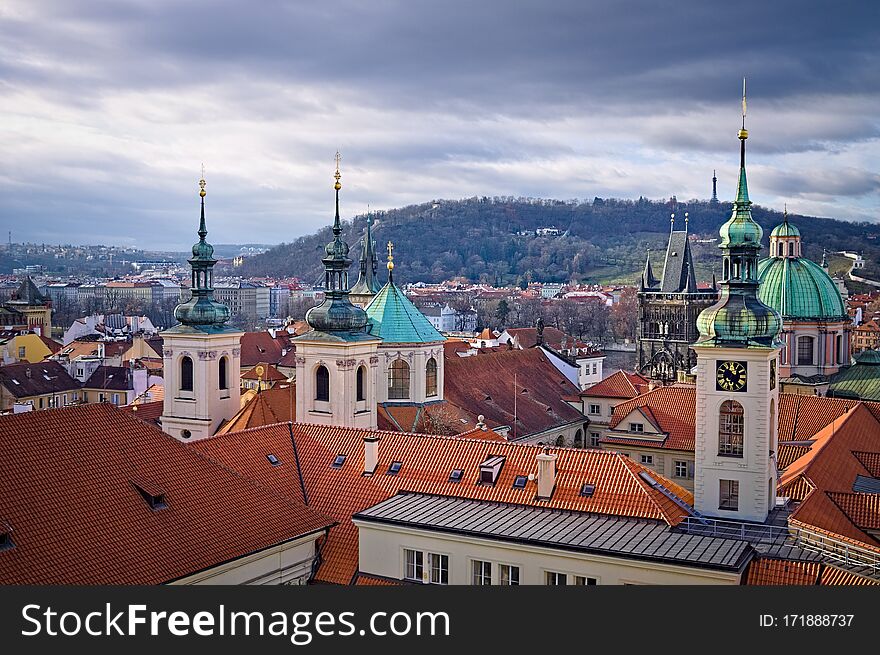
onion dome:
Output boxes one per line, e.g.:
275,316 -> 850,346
173,176 -> 232,329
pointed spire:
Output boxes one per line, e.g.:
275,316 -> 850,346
822,248 -> 828,268
333,151 -> 342,236
783,203 -> 788,224
642,248 -> 658,289
735,77 -> 750,206
198,167 -> 207,242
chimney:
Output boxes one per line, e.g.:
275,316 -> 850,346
536,447 -> 557,500
476,414 -> 486,430
363,435 -> 379,476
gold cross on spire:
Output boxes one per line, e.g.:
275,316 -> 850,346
334,151 -> 342,190
386,241 -> 394,272
199,163 -> 206,197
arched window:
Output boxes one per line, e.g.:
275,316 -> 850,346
718,400 -> 744,457
777,243 -> 784,257
219,356 -> 228,390
574,429 -> 583,446
723,259 -> 730,280
315,365 -> 329,402
180,356 -> 193,392
788,242 -> 794,256
797,336 -> 814,366
388,359 -> 410,400
425,357 -> 438,397
836,334 -> 844,365
356,365 -> 366,402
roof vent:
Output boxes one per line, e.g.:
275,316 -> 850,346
479,455 -> 505,485
267,454 -> 281,466
580,483 -> 596,497
131,478 -> 167,511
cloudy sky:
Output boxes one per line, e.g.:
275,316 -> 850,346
2,0 -> 878,250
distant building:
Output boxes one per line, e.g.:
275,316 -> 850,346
636,219 -> 717,382
419,302 -> 478,332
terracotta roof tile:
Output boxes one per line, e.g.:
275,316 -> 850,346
827,492 -> 880,530
123,399 -> 164,424
216,385 -> 297,434
745,558 -> 821,585
581,370 -> 649,399
193,423 -> 694,585
443,348 -> 585,439
777,443 -> 812,470
819,565 -> 880,586
608,385 -> 696,451
240,331 -> 284,367
0,404 -> 333,584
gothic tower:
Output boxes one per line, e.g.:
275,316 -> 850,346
692,85 -> 783,523
637,213 -> 718,382
161,175 -> 243,441
349,213 -> 382,307
292,154 -> 382,429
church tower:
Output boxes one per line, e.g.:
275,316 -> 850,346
292,154 -> 382,429
692,84 -> 783,523
160,175 -> 243,441
349,212 -> 382,307
637,213 -> 718,382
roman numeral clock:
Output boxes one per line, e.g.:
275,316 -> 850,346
715,360 -> 747,392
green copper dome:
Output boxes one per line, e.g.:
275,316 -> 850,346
172,180 -> 233,332
718,166 -> 763,248
757,256 -> 847,320
365,280 -> 445,344
696,293 -> 782,347
770,221 -> 800,238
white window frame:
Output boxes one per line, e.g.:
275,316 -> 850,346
640,454 -> 653,465
428,552 -> 449,585
629,422 -> 644,433
472,559 -> 492,586
499,563 -> 520,586
589,432 -> 601,447
403,548 -> 424,582
545,571 -> 567,586
588,403 -> 601,415
674,460 -> 688,478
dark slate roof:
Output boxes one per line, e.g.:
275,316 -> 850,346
8,277 -> 49,306
83,365 -> 132,391
852,475 -> 880,494
353,492 -> 753,572
0,361 -> 80,398
660,231 -> 698,293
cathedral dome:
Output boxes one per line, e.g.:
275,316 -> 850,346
757,256 -> 847,320
770,222 -> 800,238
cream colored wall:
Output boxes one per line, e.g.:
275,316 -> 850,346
376,343 -> 445,404
160,330 -> 243,441
598,440 -> 695,491
693,345 -> 780,523
169,534 -> 321,585
354,522 -> 740,585
294,337 -> 381,429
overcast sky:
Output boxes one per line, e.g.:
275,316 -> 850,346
1,0 -> 878,250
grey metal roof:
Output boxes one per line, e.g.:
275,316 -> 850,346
353,492 -> 753,572
660,231 -> 698,293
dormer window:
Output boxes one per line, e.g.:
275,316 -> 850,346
479,455 -> 505,485
267,454 -> 281,466
629,422 -> 644,433
331,454 -> 346,469
0,521 -> 13,552
387,461 -> 402,476
132,479 -> 167,511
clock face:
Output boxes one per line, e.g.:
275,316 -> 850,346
716,360 -> 748,392
770,359 -> 777,390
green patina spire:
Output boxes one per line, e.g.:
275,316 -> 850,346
303,153 -> 369,334
696,83 -> 782,348
171,175 -> 233,331
350,210 -> 382,299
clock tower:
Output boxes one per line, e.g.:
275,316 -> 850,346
692,82 -> 783,523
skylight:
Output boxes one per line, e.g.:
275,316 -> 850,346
580,483 -> 596,497
0,521 -> 13,552
267,454 -> 281,466
449,469 -> 463,483
331,454 -> 347,468
388,461 -> 402,476
513,475 -> 528,489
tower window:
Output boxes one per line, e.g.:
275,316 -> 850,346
388,359 -> 410,400
836,334 -> 844,365
219,356 -> 228,390
777,243 -> 784,257
719,479 -> 739,511
718,400 -> 744,457
425,357 -> 438,397
797,336 -> 814,366
788,242 -> 794,256
356,365 -> 366,402
180,356 -> 194,392
316,365 -> 330,401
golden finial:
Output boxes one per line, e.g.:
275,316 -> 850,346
334,151 -> 342,190
738,77 -> 749,140
199,163 -> 206,197
386,241 -> 394,271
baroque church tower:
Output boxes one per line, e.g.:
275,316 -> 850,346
292,155 -> 382,429
637,214 -> 717,382
161,176 -> 243,441
692,85 -> 783,523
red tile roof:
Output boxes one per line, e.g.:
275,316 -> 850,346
240,331 -> 284,367
0,404 -> 333,584
192,423 -> 694,585
38,335 -> 62,355
745,558 -> 821,585
217,385 -> 297,434
780,403 -> 880,549
124,399 -> 164,424
443,347 -> 585,439
607,385 -> 696,451
241,363 -> 288,381
582,370 -> 650,399
819,565 -> 880,586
